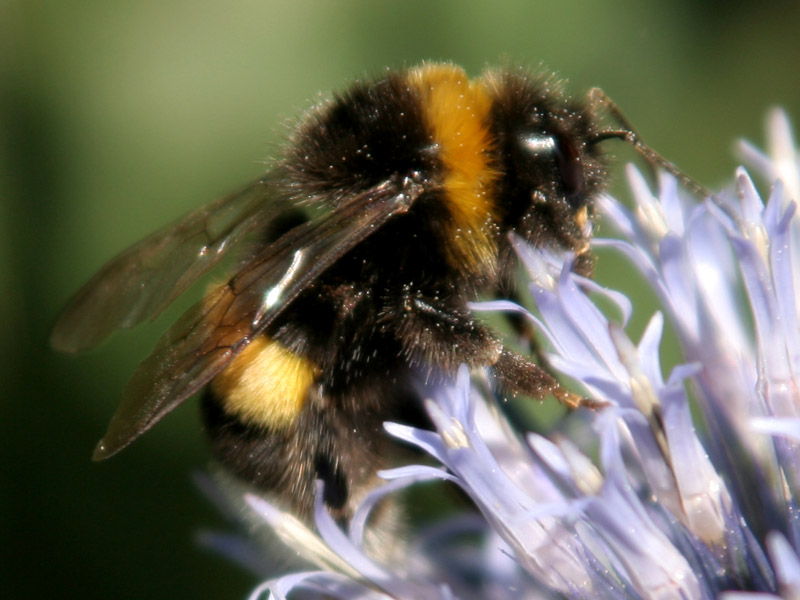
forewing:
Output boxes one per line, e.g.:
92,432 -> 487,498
93,178 -> 422,459
51,177 -> 281,353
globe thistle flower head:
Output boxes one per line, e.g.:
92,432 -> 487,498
203,110 -> 800,600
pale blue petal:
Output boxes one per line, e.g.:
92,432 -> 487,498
766,532 -> 800,595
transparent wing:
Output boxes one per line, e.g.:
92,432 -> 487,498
93,177 -> 423,459
51,177 -> 281,353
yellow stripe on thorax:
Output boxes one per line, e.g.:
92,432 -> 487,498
407,64 -> 500,275
212,336 -> 318,430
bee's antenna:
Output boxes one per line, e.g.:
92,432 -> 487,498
587,88 -> 738,223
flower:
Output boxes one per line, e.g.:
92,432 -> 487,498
203,110 -> 800,599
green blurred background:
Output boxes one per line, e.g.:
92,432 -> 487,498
3,1 -> 799,598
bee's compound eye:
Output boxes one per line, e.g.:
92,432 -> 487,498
519,132 -> 586,209
553,132 -> 586,209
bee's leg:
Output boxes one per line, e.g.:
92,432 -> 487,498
491,347 -> 606,409
392,292 -> 593,408
392,293 -> 504,371
490,281 -> 604,409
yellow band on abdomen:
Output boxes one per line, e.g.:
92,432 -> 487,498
212,336 -> 318,430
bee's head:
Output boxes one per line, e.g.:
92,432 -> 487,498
484,69 -> 609,275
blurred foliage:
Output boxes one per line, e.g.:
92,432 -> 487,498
3,1 -> 799,598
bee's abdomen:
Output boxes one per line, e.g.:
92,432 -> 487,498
202,366 -> 419,522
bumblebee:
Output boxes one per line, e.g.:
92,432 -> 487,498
52,63 -> 611,525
